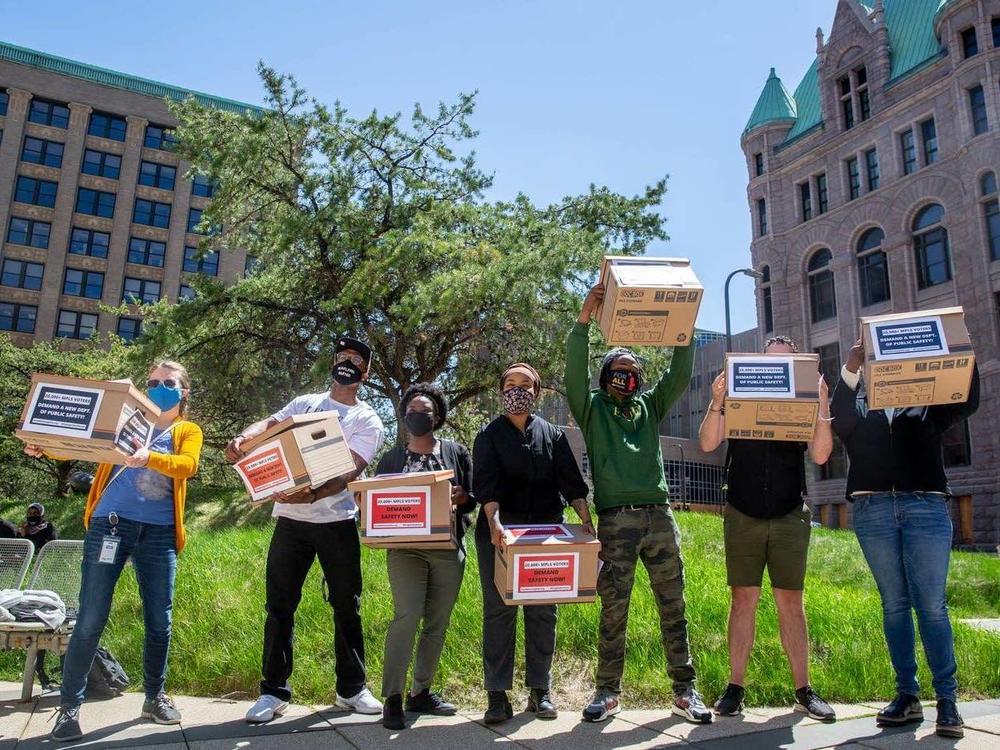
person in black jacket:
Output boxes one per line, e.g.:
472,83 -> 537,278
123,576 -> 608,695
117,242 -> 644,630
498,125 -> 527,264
376,383 -> 475,730
474,362 -> 593,725
831,338 -> 980,740
20,503 -> 57,551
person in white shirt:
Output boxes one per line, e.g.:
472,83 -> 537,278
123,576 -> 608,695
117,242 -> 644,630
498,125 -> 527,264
226,337 -> 385,723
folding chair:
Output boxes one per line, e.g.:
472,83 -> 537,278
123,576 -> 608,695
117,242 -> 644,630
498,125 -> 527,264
0,538 -> 34,590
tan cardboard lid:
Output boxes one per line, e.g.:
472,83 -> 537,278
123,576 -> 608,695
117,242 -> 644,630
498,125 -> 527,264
28,373 -> 160,415
859,306 -> 964,326
242,410 -> 343,452
502,523 -> 600,548
599,256 -> 701,289
349,469 -> 455,493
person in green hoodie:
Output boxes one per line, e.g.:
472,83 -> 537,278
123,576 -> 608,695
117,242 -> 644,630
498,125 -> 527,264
566,282 -> 709,725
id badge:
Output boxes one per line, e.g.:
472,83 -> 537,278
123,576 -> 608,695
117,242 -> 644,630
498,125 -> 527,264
98,535 -> 120,564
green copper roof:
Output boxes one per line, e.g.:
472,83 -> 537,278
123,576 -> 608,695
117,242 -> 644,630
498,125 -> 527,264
743,68 -> 797,135
782,59 -> 821,142
0,40 -> 262,115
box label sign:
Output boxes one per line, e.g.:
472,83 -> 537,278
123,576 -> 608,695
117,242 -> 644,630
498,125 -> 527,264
114,407 -> 153,455
506,524 -> 574,541
870,317 -> 948,361
367,486 -> 431,537
513,552 -> 580,600
727,358 -> 795,400
23,383 -> 105,438
236,442 -> 295,502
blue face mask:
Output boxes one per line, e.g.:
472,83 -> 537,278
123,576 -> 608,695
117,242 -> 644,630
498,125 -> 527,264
148,384 -> 183,412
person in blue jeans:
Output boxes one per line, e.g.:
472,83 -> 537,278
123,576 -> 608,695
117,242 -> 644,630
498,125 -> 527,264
25,360 -> 203,743
832,339 -> 980,740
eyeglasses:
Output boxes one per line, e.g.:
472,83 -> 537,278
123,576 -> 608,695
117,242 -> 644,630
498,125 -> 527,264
147,378 -> 180,389
335,352 -> 367,367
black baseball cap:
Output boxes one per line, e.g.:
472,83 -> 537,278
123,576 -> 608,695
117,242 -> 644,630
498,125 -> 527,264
335,336 -> 372,366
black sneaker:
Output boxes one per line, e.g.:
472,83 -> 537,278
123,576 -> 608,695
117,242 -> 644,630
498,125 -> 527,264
406,688 -> 456,716
141,693 -> 181,725
484,690 -> 513,725
527,688 -> 558,719
794,686 -> 836,722
876,693 -> 923,727
935,698 -> 964,738
383,694 -> 405,730
673,687 -> 713,724
582,690 -> 620,722
714,683 -> 745,716
50,706 -> 83,742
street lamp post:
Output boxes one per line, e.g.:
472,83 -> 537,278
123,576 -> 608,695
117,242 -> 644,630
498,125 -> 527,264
672,442 -> 687,511
725,267 -> 765,352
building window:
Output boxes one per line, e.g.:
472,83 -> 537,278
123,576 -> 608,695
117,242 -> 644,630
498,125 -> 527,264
138,161 -> 177,191
900,129 -> 916,175
29,98 -> 70,129
846,157 -> 861,200
88,112 -> 127,141
56,309 -> 98,339
839,75 -> 854,129
133,198 -> 171,228
191,174 -> 216,198
76,188 -> 116,218
816,173 -> 828,214
187,208 -> 204,234
0,302 -> 37,333
69,227 -> 110,258
144,124 -> 178,151
857,66 -> 870,121
857,228 -> 890,307
981,171 -> 1000,262
865,148 -> 879,191
760,264 -> 773,333
62,268 -> 105,299
913,203 -> 951,289
127,237 -> 167,268
122,277 -> 162,305
117,317 -> 142,342
7,217 -> 50,248
81,149 -> 122,180
244,254 -> 260,276
756,198 -> 767,236
0,90 -> 7,117
807,248 -> 836,323
183,246 -> 219,275
921,118 -> 938,165
1,259 -> 44,290
942,420 -> 972,467
969,85 -> 988,135
960,27 -> 979,58
993,17 -> 1000,47
14,176 -> 58,208
178,283 -> 195,301
21,137 -> 64,168
799,182 -> 812,222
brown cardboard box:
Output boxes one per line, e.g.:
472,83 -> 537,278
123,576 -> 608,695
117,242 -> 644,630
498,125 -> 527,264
860,307 -> 976,410
16,374 -> 161,464
349,470 -> 458,549
724,353 -> 820,442
494,523 -> 601,605
596,256 -> 703,347
234,411 -> 355,503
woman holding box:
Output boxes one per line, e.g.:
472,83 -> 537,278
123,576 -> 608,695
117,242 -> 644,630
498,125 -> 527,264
25,361 -> 202,743
375,382 -> 476,730
473,362 -> 593,725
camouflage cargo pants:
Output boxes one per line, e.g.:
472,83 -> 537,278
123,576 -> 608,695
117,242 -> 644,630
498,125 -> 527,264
595,503 -> 696,694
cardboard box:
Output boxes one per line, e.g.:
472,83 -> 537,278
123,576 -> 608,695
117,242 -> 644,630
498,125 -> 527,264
494,523 -> 601,605
724,353 -> 820,442
234,411 -> 355,503
597,256 -> 703,347
16,374 -> 161,464
349,470 -> 458,549
861,307 -> 975,410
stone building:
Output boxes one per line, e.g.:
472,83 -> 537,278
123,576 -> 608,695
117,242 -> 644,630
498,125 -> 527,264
741,0 -> 1000,545
0,41 -> 258,345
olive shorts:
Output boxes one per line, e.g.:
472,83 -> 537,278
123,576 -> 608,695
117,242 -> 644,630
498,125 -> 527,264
723,502 -> 812,590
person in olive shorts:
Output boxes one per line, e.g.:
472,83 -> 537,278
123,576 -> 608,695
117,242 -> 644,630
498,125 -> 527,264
698,335 -> 836,721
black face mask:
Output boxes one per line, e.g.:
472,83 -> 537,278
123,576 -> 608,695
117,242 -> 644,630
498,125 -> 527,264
608,369 -> 641,396
403,411 -> 435,437
26,516 -> 41,527
332,361 -> 363,386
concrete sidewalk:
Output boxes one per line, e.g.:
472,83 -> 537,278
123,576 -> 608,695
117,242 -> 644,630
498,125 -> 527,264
1,682 -> 997,750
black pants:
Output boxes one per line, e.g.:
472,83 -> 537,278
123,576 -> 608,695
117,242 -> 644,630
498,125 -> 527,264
261,517 -> 366,701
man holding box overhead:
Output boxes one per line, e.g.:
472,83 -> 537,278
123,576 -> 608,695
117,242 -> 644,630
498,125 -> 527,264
225,336 -> 385,723
566,283 -> 708,724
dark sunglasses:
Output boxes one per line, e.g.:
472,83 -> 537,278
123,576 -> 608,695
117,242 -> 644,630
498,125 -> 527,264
147,378 -> 180,389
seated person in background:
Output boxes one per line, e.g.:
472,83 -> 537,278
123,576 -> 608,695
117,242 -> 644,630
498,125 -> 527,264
0,517 -> 17,539
20,503 -> 57,551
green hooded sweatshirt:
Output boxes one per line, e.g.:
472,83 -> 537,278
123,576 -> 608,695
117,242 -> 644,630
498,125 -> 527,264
564,322 -> 696,512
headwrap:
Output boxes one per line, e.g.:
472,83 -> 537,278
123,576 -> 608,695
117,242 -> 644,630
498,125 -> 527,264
599,348 -> 647,390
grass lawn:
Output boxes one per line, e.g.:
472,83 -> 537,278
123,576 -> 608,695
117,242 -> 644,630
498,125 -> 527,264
1,485 -> 998,709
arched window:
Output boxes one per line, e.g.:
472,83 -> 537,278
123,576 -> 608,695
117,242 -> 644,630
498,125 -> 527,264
807,248 -> 837,323
760,264 -> 773,333
980,172 -> 999,261
856,228 -> 890,306
912,204 -> 951,288
981,171 -> 997,197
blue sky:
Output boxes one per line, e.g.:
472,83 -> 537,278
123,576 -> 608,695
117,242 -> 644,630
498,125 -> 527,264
7,0 -> 830,331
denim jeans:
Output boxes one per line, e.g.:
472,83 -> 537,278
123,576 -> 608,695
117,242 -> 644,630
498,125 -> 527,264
853,492 -> 957,701
60,515 -> 177,708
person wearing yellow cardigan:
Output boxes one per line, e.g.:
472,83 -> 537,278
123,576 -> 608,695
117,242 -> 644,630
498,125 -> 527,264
25,360 -> 203,743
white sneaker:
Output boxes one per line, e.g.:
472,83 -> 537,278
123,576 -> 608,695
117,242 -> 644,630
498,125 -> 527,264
335,687 -> 382,714
246,694 -> 289,724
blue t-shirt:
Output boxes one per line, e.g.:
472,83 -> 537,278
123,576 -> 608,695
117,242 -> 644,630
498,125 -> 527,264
93,428 -> 175,526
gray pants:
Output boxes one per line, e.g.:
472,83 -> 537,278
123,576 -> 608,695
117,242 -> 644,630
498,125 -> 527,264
475,518 -> 558,691
381,548 -> 465,698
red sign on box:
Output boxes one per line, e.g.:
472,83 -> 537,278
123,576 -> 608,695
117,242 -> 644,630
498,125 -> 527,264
513,552 -> 580,601
367,486 -> 431,536
235,442 -> 295,502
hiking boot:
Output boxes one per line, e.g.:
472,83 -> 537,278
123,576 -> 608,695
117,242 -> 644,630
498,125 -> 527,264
141,693 -> 181,725
935,698 -> 964,738
794,686 -> 836,722
876,693 -> 923,726
673,687 -> 713,724
50,706 -> 83,742
382,694 -> 405,730
527,688 -> 558,719
246,694 -> 288,724
406,688 -> 456,716
714,683 -> 745,716
484,690 -> 513,724
582,690 -> 620,722
336,687 -> 383,714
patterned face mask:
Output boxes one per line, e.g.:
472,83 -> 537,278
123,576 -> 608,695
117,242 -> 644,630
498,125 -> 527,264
502,386 -> 535,415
